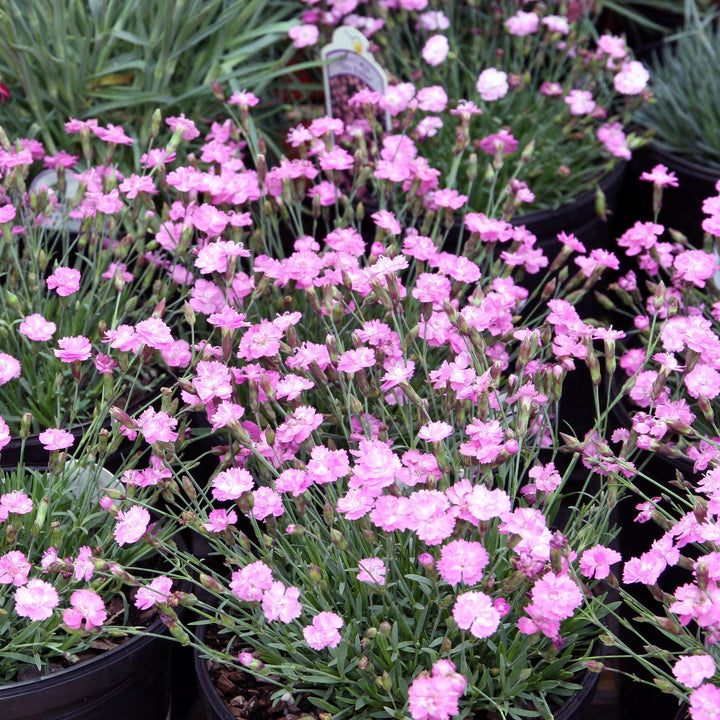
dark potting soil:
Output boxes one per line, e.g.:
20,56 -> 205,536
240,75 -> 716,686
13,592 -> 162,684
203,627 -> 324,720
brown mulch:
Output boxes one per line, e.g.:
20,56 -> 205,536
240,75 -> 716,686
14,593 -> 161,683
204,628 -> 325,720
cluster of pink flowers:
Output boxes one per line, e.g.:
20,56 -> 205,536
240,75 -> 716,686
0,86 -> 645,714
407,660 -> 467,720
81,96 -> 635,720
285,0 -> 647,212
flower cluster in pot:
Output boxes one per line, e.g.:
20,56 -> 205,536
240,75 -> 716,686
0,122 -> 197,444
88,96 -> 637,720
632,0 -> 720,172
287,0 -> 650,214
581,166 -> 720,719
0,118 -> 212,682
0,453 -> 183,682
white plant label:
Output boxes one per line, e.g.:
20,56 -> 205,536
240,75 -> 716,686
321,26 -> 390,132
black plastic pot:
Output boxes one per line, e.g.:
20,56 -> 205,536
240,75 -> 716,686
607,378 -> 699,720
0,374 -> 173,472
613,144 -> 720,251
513,160 -> 627,257
195,625 -> 603,720
423,161 -> 626,268
601,7 -> 684,59
0,612 -> 173,720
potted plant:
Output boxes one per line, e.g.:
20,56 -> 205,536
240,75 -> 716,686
615,0 -> 720,245
0,124 -> 193,465
285,0 -> 650,248
586,165 -> 720,719
0,428 -> 188,720
0,0 -> 306,169
86,97 -> 635,720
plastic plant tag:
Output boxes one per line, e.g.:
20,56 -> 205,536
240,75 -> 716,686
64,458 -> 121,500
321,26 -> 390,132
29,168 -> 82,234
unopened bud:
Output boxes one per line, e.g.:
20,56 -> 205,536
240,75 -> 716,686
31,496 -> 49,536
183,302 -> 196,327
595,186 -> 607,222
167,619 -> 191,645
654,616 -> 682,635
211,80 -> 225,102
150,109 -> 162,139
199,573 -> 224,593
377,670 -> 392,691
308,564 -> 323,583
20,412 -> 33,440
330,528 -> 347,551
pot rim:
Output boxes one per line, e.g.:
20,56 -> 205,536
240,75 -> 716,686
0,611 -> 168,695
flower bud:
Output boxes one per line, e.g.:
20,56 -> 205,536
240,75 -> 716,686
31,496 -> 49,537
308,564 -> 323,584
199,573 -> 224,593
330,528 -> 347,551
166,618 -> 191,645
150,109 -> 162,139
376,671 -> 392,691
595,186 -> 607,222
20,412 -> 33,440
653,678 -> 677,694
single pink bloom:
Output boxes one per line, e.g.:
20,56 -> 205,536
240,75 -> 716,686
165,114 -> 200,140
0,353 -> 20,385
211,467 -> 254,501
73,546 -> 95,582
136,407 -> 178,445
408,673 -> 463,720
417,421 -> 453,443
202,508 -> 238,533
476,68 -> 508,101
230,561 -> 273,602
288,23 -> 319,48
689,683 -> 720,720
0,550 -> 31,586
437,539 -> 489,586
135,576 -> 173,610
261,581 -> 302,623
114,506 -> 150,545
579,545 -> 622,580
63,589 -> 107,630
251,487 -> 284,521
452,591 -> 501,638
422,34 -> 449,66
53,335 -> 92,362
38,428 -> 74,451
46,267 -> 81,296
19,313 -> 56,341
15,578 -> 60,621
506,9 -> 539,36
93,123 -> 133,145
134,317 -> 173,349
639,164 -> 679,188
357,558 -> 386,586
0,490 -> 32,515
303,611 -> 344,650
